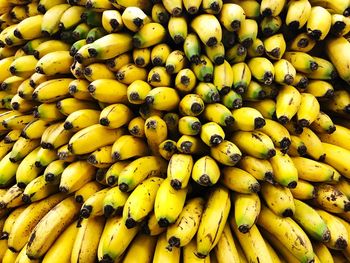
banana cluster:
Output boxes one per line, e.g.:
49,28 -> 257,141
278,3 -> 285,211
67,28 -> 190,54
0,0 -> 349,262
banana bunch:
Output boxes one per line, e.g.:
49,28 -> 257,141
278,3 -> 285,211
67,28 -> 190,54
0,0 -> 349,262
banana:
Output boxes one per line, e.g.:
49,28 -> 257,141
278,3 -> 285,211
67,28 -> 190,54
34,103 -> 65,123
77,188 -> 109,224
305,80 -> 334,99
158,140 -> 177,160
35,51 -> 73,76
232,192 -> 261,233
247,38 -> 265,57
273,58 -> 296,85
59,161 -> 96,193
231,221 -> 272,263
335,177 -> 350,199
247,57 -> 274,85
264,33 -> 286,60
178,116 -> 201,136
241,79 -> 267,102
128,116 -> 145,138
103,185 -> 129,217
87,145 -> 113,168
155,178 -> 187,227
323,89 -> 350,116
16,147 -> 43,189
63,109 -> 100,132
100,216 -> 139,263
0,205 -> 26,240
36,147 -> 57,168
74,181 -> 103,204
319,124 -> 350,150
8,193 -> 66,252
33,40 -> 70,60
307,56 -> 338,80
261,182 -> 295,217
0,57 -> 14,83
164,154 -> 193,190
307,6 -> 332,40
296,93 -> 320,127
152,233 -> 180,263
238,155 -> 274,182
312,243 -> 334,263
122,234 -> 157,263
98,103 -> 133,129
9,55 -> 37,79
83,63 -> 115,82
210,139 -> 241,166
235,19 -> 257,48
316,209 -> 348,250
132,22 -> 167,49
148,66 -> 172,87
322,142 -> 350,178
195,186 -> 230,258
292,157 -> 340,183
22,175 -> 58,204
275,85 -> 301,124
190,14 -> 221,47
260,15 -> 282,36
213,60 -> 233,95
296,127 -> 326,161
191,155 -> 220,186
257,204 -> 315,263
40,4 -> 70,36
290,179 -> 315,200
231,62 -> 251,94
309,0 -> 350,16
179,94 -> 205,117
288,32 -> 316,53
10,94 -> 37,113
118,156 -> 167,192
112,134 -> 149,161
71,23 -> 91,41
123,177 -> 163,228
57,144 -> 76,162
68,79 -> 94,101
69,124 -> 125,155
315,184 -> 350,213
260,0 -> 285,16
177,134 -> 208,155
200,122 -> 225,147
163,197 -> 203,248
218,3 -> 245,32
191,55 -> 214,82
231,130 -> 276,159
132,48 -> 151,68
183,33 -> 201,64
221,166 -> 260,194
145,87 -> 180,112
285,0 -> 311,31
174,68 -> 197,94
165,50 -> 187,75
3,129 -> 21,144
231,106 -> 266,131
150,43 -> 171,66
284,51 -> 318,73
26,196 -> 80,259
293,199 -> 330,242
42,221 -> 78,263
1,76 -> 25,94
258,119 -> 291,151
204,42 -> 225,65
269,149 -> 298,188
116,63 -> 147,85
202,103 -> 235,127
222,90 -> 243,110
167,16 -> 187,44
0,184 -> 24,209
88,79 -> 128,104
0,152 -> 19,187
44,160 -> 68,183
3,249 -> 19,263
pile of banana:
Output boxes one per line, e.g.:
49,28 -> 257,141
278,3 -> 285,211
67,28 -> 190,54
0,0 -> 350,262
